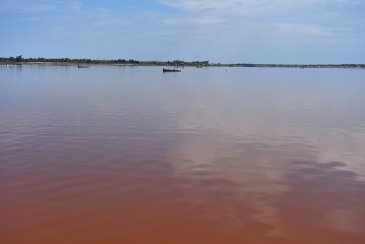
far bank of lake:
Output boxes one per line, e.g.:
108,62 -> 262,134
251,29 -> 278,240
1,57 -> 365,69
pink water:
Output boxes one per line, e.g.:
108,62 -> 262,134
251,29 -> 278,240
1,65 -> 365,243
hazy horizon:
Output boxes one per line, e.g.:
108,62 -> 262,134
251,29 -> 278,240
1,0 -> 365,64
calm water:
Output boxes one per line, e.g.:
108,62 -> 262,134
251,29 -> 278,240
1,65 -> 365,243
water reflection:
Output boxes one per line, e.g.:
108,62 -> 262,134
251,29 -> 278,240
0,66 -> 365,243
284,160 -> 365,234
167,136 -> 365,242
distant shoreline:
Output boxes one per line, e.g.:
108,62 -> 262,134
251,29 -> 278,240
1,57 -> 364,69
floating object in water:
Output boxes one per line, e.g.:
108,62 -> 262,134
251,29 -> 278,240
78,65 -> 88,68
163,68 -> 181,73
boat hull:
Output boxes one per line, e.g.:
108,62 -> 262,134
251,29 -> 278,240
163,68 -> 181,72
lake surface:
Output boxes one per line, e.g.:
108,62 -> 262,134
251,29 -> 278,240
1,65 -> 365,243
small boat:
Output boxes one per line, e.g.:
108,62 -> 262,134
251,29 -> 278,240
78,65 -> 88,68
163,68 -> 181,73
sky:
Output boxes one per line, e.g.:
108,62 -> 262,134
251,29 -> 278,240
0,0 -> 364,63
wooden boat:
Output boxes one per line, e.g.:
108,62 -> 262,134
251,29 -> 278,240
78,65 -> 88,68
163,68 -> 181,72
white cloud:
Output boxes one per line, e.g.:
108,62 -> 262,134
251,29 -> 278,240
261,23 -> 334,37
160,0 -> 237,11
160,0 -> 291,12
0,0 -> 54,14
160,0 -> 361,12
159,0 -> 363,37
0,0 -> 82,14
65,1 -> 82,12
163,16 -> 225,25
1,0 -> 364,62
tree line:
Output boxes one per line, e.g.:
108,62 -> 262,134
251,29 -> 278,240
1,55 -> 364,68
0,56 -> 140,65
0,56 -> 211,66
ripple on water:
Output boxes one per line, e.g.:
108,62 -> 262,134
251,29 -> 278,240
1,66 -> 365,243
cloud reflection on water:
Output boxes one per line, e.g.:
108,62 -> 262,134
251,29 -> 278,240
167,135 -> 365,240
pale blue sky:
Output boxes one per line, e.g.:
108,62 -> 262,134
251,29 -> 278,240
0,0 -> 364,63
